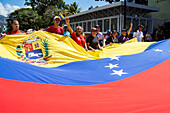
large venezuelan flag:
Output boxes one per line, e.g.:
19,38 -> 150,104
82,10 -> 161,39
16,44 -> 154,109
0,31 -> 170,113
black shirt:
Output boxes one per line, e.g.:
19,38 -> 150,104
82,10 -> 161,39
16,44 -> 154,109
158,33 -> 165,41
86,35 -> 99,49
106,36 -> 119,45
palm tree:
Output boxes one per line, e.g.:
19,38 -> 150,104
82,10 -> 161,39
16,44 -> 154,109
56,0 -> 66,9
68,2 -> 82,14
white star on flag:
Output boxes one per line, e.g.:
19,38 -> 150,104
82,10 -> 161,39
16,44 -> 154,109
154,49 -> 163,52
110,56 -> 119,61
105,63 -> 119,69
111,69 -> 128,76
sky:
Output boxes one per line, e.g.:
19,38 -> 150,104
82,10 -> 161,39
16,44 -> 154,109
0,0 -> 110,17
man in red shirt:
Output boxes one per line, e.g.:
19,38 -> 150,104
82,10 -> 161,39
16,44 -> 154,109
46,16 -> 64,35
65,18 -> 88,51
7,20 -> 22,35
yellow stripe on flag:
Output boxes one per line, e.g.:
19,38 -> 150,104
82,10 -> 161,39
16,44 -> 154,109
0,31 -> 154,67
59,13 -> 64,20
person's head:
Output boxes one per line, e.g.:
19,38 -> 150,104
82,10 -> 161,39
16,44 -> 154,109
76,26 -> 83,35
63,25 -> 68,32
107,29 -> 111,36
147,31 -> 150,34
95,25 -> 100,33
145,26 -> 148,30
11,20 -> 19,31
53,16 -> 61,25
33,26 -> 36,30
138,25 -> 144,31
112,30 -> 117,37
121,29 -> 127,36
91,27 -> 97,37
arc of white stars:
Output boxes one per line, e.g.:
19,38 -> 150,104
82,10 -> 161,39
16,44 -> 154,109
105,63 -> 119,69
110,56 -> 119,61
111,69 -> 128,76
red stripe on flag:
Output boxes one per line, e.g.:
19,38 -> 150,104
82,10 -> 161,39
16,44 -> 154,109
0,59 -> 170,113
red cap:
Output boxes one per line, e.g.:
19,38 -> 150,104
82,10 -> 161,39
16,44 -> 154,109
91,27 -> 97,32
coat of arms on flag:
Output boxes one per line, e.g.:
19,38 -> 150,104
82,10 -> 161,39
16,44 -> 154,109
16,36 -> 52,64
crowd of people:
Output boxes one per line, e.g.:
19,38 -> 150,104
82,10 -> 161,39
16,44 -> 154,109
0,16 -> 168,51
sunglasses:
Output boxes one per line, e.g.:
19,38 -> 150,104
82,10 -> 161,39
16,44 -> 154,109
55,19 -> 60,21
77,28 -> 82,30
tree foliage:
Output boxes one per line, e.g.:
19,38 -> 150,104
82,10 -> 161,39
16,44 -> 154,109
25,0 -> 82,16
88,6 -> 93,10
7,0 -> 82,31
17,9 -> 40,29
7,8 -> 41,31
42,6 -> 61,27
25,0 -> 66,15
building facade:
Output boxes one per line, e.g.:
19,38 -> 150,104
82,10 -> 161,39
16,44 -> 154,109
63,1 -> 159,34
149,0 -> 170,21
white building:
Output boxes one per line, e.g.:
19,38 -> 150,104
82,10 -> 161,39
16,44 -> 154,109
63,1 -> 159,34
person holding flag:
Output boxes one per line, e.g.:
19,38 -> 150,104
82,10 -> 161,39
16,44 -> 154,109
86,27 -> 103,52
95,25 -> 104,47
46,14 -> 64,35
0,20 -> 24,39
65,18 -> 88,51
63,25 -> 71,38
7,20 -> 23,35
118,23 -> 133,43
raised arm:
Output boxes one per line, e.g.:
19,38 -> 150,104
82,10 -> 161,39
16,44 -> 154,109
65,18 -> 73,35
127,23 -> 133,36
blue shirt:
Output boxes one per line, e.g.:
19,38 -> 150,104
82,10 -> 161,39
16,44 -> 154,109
64,31 -> 71,38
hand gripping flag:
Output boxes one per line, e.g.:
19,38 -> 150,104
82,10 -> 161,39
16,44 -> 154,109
0,31 -> 170,113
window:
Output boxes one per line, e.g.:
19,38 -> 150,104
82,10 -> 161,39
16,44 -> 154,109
140,19 -> 146,26
87,21 -> 91,32
76,23 -> 78,28
92,21 -> 97,27
111,18 -> 117,31
124,18 -> 132,33
133,18 -> 139,32
126,18 -> 131,29
147,20 -> 152,33
83,22 -> 86,32
79,23 -> 82,27
98,20 -> 103,32
104,19 -> 109,32
72,24 -> 75,31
